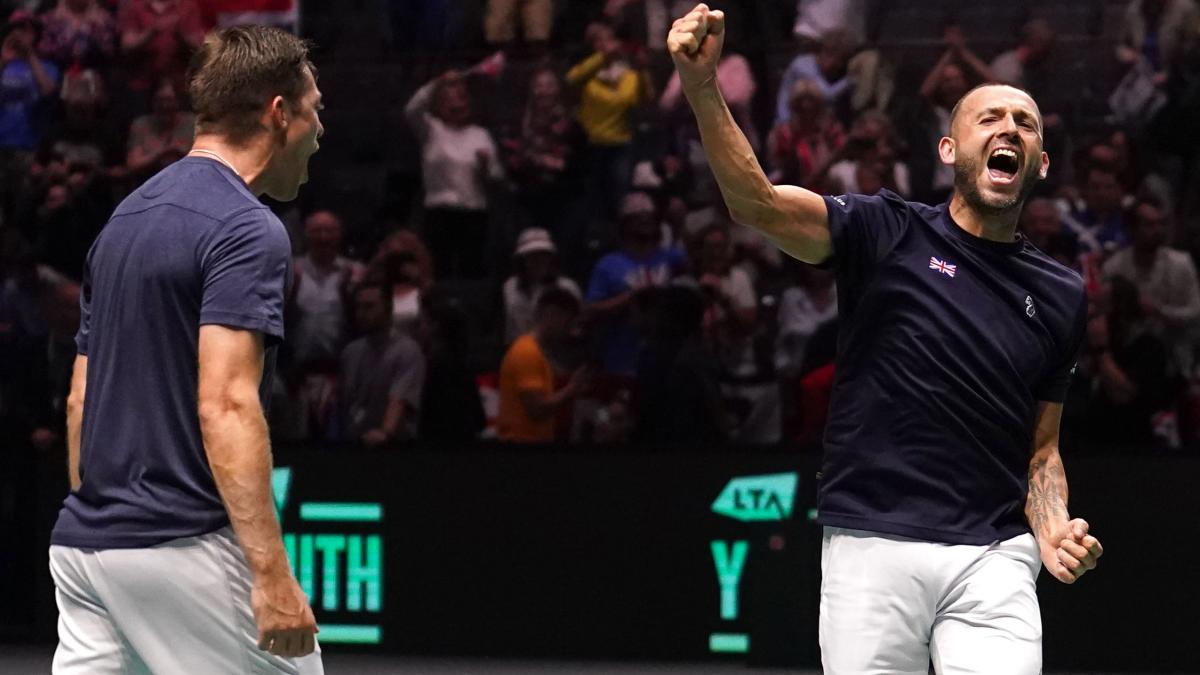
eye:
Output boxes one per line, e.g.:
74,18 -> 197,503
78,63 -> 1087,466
980,117 -> 997,125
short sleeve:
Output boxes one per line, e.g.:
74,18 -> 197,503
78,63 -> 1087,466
75,253 -> 92,355
822,190 -> 911,274
200,209 -> 291,342
1034,289 -> 1088,402
510,340 -> 551,393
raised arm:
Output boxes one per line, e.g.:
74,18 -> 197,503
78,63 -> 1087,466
198,325 -> 316,657
668,4 -> 831,264
1026,401 -> 1103,584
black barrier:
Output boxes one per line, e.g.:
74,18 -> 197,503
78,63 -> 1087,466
8,445 -> 1200,671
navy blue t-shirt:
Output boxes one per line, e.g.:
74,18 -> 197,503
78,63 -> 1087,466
817,190 -> 1087,545
51,157 -> 291,549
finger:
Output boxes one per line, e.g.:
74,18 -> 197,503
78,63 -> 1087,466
1049,563 -> 1076,584
257,630 -> 272,651
1069,518 -> 1089,539
1082,535 -> 1103,559
1058,538 -> 1089,560
1056,547 -> 1082,573
300,630 -> 314,656
706,9 -> 726,36
272,632 -> 295,657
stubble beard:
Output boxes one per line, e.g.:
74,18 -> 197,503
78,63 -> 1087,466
954,154 -> 1041,216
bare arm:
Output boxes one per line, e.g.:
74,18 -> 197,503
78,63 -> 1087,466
668,5 -> 832,264
198,325 -> 316,657
1026,402 -> 1103,584
65,354 -> 87,491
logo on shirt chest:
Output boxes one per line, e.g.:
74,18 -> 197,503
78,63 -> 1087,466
928,256 -> 957,277
1025,294 -> 1036,318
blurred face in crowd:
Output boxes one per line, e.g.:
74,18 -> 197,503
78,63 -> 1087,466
537,302 -> 578,343
622,211 -> 659,248
1131,203 -> 1167,253
698,228 -> 731,274
789,88 -> 825,127
66,0 -> 91,14
1083,168 -> 1123,215
434,80 -> 472,127
816,32 -> 851,79
303,210 -> 341,265
855,162 -> 885,196
152,80 -> 180,125
936,63 -> 969,109
943,85 -> 1048,215
1023,19 -> 1055,61
530,70 -> 560,108
1021,198 -> 1060,248
590,24 -> 620,59
520,250 -> 554,282
47,282 -> 81,337
354,286 -> 391,335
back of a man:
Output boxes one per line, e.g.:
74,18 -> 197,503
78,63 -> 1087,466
53,156 -> 286,546
49,25 -> 325,675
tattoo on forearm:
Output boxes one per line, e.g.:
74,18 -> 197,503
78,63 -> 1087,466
1027,455 -> 1069,540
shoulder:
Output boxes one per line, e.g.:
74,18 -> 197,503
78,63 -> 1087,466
556,277 -> 582,297
1163,248 -> 1196,269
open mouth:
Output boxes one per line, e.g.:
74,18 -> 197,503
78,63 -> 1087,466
986,147 -> 1021,184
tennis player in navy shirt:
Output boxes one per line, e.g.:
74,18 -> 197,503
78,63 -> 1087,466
670,5 -> 1103,674
49,27 -> 324,674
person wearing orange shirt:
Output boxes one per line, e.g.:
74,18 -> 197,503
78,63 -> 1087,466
497,287 -> 589,442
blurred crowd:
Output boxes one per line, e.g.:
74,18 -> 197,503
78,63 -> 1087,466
3,0 -> 1200,452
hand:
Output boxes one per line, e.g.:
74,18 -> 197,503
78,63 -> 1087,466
566,365 -> 594,396
667,4 -> 726,92
1040,518 -> 1103,584
1116,45 -> 1139,65
251,573 -> 318,657
361,429 -> 388,446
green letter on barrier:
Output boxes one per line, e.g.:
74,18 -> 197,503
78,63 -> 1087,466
345,535 -> 383,612
314,535 -> 347,611
711,540 -> 749,620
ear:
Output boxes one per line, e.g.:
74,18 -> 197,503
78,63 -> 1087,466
1038,150 -> 1050,180
937,136 -> 955,167
267,95 -> 288,131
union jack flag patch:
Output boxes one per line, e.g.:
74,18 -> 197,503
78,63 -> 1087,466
929,256 -> 957,277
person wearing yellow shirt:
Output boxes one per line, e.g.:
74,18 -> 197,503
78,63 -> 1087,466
497,287 -> 591,443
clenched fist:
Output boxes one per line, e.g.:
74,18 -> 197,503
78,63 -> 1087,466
666,4 -> 725,91
1041,517 -> 1103,584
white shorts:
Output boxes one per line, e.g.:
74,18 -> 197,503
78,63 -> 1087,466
50,527 -> 324,675
820,526 -> 1042,675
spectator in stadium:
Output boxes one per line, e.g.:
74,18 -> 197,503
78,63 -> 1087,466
378,248 -> 423,337
1021,197 -> 1080,268
1,10 -> 60,221
117,0 -> 203,102
502,67 -> 578,238
503,228 -> 581,345
792,0 -> 866,47
586,192 -> 683,376
289,210 -> 363,370
776,262 -> 837,378
340,283 -> 426,446
125,78 -> 194,177
767,78 -> 845,191
991,18 -> 1057,91
823,109 -> 910,197
684,224 -> 757,373
28,160 -> 108,280
372,228 -> 436,291
484,0 -> 553,54
568,21 -> 646,221
1083,276 -> 1172,447
630,284 -> 725,443
37,0 -> 115,68
11,278 -> 78,451
905,26 -> 992,201
1116,0 -> 1199,83
497,287 -> 589,443
1103,198 -> 1200,374
775,28 -> 854,126
418,292 -> 486,442
405,69 -> 504,280
1060,166 -> 1131,255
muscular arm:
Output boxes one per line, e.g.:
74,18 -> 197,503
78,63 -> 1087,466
670,9 -> 831,264
65,354 -> 87,491
1026,401 -> 1103,583
197,325 -> 290,580
1025,402 -> 1070,545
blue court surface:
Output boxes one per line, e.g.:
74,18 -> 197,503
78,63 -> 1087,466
0,646 -> 1166,675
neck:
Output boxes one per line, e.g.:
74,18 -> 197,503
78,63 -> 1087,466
949,192 -> 1020,243
1133,245 -> 1158,266
190,133 -> 274,195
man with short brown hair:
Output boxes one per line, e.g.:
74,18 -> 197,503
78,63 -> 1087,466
49,25 -> 324,674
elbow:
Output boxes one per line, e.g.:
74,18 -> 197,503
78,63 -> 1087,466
198,387 -> 262,431
66,392 -> 85,417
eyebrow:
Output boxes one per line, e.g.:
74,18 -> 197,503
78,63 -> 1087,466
979,106 -> 1040,127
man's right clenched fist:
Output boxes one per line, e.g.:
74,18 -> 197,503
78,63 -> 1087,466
667,3 -> 725,90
